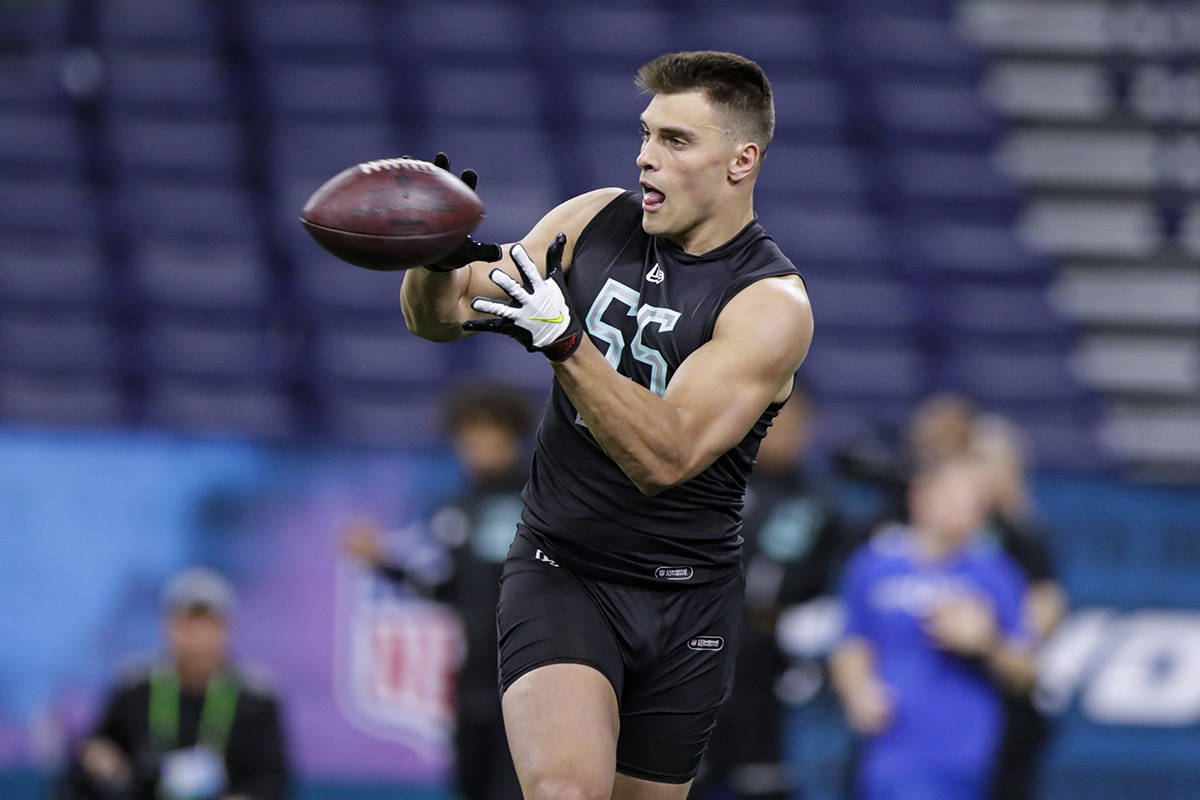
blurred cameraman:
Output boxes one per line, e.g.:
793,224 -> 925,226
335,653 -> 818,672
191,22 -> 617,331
60,568 -> 289,800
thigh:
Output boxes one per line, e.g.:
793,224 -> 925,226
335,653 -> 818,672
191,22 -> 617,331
502,663 -> 620,800
617,575 -> 744,784
496,530 -> 625,697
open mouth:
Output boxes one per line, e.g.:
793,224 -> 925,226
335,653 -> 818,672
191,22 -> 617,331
640,181 -> 665,212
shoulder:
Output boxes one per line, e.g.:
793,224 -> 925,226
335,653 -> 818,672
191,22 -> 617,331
108,655 -> 157,693
713,273 -> 812,364
843,529 -> 902,585
232,664 -> 284,706
524,188 -> 630,269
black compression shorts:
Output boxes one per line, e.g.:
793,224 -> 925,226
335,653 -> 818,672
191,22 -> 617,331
497,526 -> 744,784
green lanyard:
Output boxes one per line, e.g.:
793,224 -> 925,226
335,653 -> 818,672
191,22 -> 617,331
148,667 -> 239,753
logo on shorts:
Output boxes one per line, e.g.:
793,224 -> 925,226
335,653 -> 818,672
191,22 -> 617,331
654,566 -> 694,581
688,636 -> 724,652
534,549 -> 559,567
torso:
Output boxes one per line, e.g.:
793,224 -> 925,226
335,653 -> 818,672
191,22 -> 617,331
520,191 -> 803,587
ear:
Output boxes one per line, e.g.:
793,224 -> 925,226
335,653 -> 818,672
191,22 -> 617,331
728,141 -> 760,184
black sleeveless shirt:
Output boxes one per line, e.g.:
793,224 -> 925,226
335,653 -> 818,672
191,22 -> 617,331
520,191 -> 804,587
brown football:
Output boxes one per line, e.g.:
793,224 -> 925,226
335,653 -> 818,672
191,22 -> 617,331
300,157 -> 485,271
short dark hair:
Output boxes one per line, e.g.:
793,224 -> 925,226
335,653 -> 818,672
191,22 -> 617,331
636,51 -> 775,153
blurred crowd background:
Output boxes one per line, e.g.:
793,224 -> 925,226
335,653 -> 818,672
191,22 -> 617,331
1,0 -> 1198,799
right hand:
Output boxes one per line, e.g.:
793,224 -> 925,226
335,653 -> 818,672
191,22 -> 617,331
425,152 -> 502,272
81,737 -> 131,787
844,678 -> 894,736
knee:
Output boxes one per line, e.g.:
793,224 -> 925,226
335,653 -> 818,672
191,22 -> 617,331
526,775 -> 610,800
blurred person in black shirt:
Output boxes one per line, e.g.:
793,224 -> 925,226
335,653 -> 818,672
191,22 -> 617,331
697,387 -> 842,800
971,415 -> 1066,800
60,568 -> 289,800
343,384 -> 533,800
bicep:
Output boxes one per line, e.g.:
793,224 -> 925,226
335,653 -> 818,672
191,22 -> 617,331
662,276 -> 813,479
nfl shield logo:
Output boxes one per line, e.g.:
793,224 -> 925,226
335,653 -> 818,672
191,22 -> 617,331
334,562 -> 464,756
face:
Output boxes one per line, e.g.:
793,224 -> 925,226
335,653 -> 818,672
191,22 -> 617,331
637,91 -> 742,246
168,610 -> 229,679
909,462 -> 988,551
453,420 -> 521,483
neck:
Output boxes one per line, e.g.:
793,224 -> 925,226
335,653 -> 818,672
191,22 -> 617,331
669,199 -> 755,256
176,663 -> 218,692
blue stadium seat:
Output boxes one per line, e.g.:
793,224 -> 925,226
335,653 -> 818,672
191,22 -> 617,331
933,285 -> 1069,340
471,183 -> 559,245
0,51 -> 68,109
836,0 -> 954,16
106,115 -> 244,178
0,311 -> 120,374
759,206 -> 892,273
839,14 -> 980,76
897,221 -> 1051,282
770,75 -> 851,142
426,67 -> 543,122
319,390 -> 444,449
103,51 -> 233,113
563,70 -> 648,128
0,234 -> 107,306
311,319 -> 453,387
803,274 -> 922,334
939,346 -> 1083,404
572,131 -> 641,194
96,0 -> 219,47
873,80 -> 999,148
423,122 -> 557,188
0,110 -> 85,173
546,7 -> 680,62
394,3 -> 531,59
289,242 -> 407,315
885,148 -> 1019,223
757,144 -> 871,204
457,336 -> 554,394
127,236 -> 272,312
142,379 -> 298,440
4,0 -> 71,47
0,371 -> 126,428
681,11 -> 831,72
246,0 -> 377,55
270,119 -> 403,183
0,178 -> 98,233
263,60 -> 392,119
802,339 -> 930,400
140,315 -> 293,380
114,180 -> 258,238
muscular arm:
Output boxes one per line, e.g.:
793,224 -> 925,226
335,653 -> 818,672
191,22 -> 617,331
552,275 -> 813,495
401,188 -> 625,342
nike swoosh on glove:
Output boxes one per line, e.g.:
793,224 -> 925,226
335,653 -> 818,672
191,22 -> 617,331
462,233 -> 583,362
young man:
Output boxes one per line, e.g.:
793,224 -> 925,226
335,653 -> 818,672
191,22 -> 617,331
830,456 -> 1035,800
401,51 -> 813,800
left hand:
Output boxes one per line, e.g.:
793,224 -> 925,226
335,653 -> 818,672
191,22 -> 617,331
463,233 -> 583,362
924,591 -> 999,657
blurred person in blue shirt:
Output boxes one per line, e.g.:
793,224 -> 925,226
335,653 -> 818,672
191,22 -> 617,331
830,454 -> 1034,800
